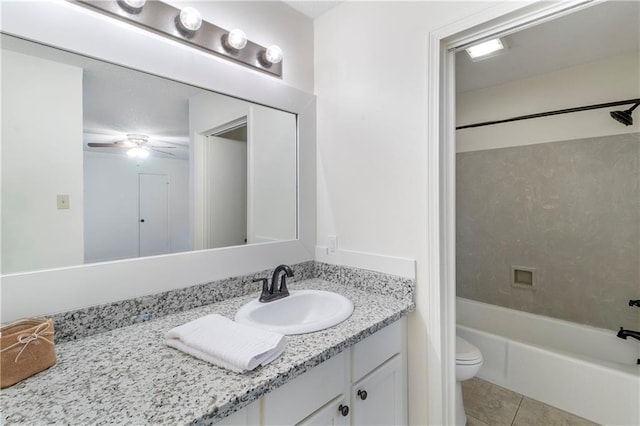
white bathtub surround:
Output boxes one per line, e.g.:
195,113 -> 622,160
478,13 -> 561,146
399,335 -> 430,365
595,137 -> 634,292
457,297 -> 640,425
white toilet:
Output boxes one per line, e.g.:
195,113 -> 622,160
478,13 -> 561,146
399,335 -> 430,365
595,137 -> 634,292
455,336 -> 483,426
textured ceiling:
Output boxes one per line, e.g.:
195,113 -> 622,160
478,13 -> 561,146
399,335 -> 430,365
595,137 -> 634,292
2,35 -> 199,160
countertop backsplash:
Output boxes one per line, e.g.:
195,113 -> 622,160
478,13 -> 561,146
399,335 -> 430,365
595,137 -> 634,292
315,262 -> 415,302
50,261 -> 414,343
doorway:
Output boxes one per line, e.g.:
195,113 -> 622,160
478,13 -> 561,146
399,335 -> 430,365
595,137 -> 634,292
207,122 -> 248,248
138,173 -> 170,257
426,1 -> 635,424
452,1 -> 639,424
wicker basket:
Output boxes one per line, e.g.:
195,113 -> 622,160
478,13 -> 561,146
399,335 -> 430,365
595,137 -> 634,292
1,317 -> 57,388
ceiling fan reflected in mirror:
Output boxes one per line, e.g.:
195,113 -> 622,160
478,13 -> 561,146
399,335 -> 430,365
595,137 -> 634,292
86,133 -> 179,159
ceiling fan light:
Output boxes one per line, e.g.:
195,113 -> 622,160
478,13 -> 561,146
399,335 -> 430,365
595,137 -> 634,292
126,134 -> 149,144
127,147 -> 150,159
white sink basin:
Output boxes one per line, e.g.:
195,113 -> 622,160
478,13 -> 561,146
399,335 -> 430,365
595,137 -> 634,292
234,290 -> 354,335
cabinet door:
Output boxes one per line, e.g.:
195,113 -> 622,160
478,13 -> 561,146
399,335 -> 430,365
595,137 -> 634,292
298,396 -> 350,426
262,352 -> 346,425
351,355 -> 406,426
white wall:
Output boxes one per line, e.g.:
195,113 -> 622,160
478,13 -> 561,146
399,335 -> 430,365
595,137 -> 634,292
314,2 -> 504,424
189,92 -> 296,247
208,136 -> 247,248
190,92 -> 249,249
457,53 -> 640,152
248,105 -> 297,243
1,49 -> 84,274
190,91 -> 250,134
84,152 -> 190,263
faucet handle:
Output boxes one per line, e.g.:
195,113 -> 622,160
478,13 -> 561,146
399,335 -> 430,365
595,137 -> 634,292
254,278 -> 271,302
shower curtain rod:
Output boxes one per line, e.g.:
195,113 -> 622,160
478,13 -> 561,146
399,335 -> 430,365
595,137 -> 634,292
456,98 -> 640,130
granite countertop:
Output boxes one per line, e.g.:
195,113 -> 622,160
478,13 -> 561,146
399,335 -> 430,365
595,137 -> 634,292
1,278 -> 414,425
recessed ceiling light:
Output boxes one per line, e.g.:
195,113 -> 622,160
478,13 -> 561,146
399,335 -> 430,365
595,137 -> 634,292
466,38 -> 506,60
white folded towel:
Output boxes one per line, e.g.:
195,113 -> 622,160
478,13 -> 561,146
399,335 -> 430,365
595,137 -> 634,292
165,314 -> 286,373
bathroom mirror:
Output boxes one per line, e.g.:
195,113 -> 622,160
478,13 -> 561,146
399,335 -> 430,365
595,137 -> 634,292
0,0 -> 315,323
1,34 -> 297,275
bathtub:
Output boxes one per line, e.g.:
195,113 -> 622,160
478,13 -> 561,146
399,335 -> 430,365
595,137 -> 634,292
457,297 -> 640,426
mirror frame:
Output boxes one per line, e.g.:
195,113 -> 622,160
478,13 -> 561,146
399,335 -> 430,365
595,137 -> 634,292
0,0 -> 316,322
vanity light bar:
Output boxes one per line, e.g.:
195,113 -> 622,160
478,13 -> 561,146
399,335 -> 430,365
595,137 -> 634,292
75,0 -> 283,77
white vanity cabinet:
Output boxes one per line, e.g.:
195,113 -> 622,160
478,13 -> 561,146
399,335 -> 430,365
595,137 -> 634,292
298,396 -> 350,426
350,355 -> 405,425
262,351 -> 348,425
348,318 -> 407,426
215,404 -> 259,426
216,318 -> 407,425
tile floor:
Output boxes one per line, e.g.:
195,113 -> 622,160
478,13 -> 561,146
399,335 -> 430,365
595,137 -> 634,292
461,377 -> 600,426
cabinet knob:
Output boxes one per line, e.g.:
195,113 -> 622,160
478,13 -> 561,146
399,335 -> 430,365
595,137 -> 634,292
357,389 -> 368,400
338,404 -> 349,416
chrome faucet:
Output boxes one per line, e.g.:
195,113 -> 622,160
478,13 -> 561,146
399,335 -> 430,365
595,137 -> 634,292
255,264 -> 293,303
617,327 -> 640,342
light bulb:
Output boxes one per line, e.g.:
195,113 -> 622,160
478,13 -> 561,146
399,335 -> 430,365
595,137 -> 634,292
265,45 -> 283,64
225,29 -> 247,50
127,147 -> 150,159
117,0 -> 146,13
178,7 -> 202,32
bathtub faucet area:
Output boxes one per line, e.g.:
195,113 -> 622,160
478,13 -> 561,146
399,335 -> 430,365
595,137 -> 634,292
616,327 -> 640,342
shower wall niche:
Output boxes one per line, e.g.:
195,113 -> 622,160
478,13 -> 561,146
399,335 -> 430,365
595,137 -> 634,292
456,133 -> 640,331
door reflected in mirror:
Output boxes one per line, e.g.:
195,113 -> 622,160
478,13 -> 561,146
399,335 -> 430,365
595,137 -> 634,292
0,34 -> 297,275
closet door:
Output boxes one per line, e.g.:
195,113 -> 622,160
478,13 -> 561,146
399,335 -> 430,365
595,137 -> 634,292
139,173 -> 169,256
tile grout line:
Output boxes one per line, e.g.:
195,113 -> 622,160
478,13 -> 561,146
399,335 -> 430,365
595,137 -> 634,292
510,395 -> 525,426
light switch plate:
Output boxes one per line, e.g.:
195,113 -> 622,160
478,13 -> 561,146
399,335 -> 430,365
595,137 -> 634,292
327,235 -> 337,254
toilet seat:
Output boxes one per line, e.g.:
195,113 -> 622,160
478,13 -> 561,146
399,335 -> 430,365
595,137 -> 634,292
456,337 -> 482,365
